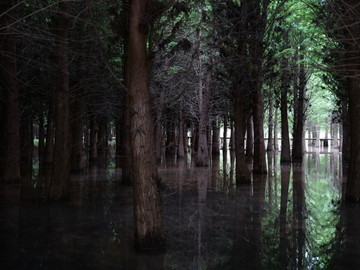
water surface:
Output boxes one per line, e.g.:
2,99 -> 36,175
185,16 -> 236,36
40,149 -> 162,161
1,151 -> 359,270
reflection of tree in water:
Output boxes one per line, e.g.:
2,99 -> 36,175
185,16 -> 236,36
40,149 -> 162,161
163,167 -> 235,270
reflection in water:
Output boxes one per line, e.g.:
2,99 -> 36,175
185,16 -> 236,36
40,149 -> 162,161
0,152 -> 359,269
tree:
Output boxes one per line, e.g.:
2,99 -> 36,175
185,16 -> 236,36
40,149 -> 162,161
0,0 -> 21,183
46,0 -> 71,201
126,0 -> 165,250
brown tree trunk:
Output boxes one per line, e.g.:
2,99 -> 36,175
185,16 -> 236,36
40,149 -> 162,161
0,0 -> 21,182
44,106 -> 54,168
246,115 -> 254,157
20,114 -> 33,180
97,116 -> 108,167
274,108 -> 279,151
234,92 -> 251,184
196,68 -> 210,167
223,115 -> 228,153
47,1 -> 71,201
292,50 -> 306,162
267,100 -> 274,152
126,0 -> 165,250
165,117 -> 176,158
342,100 -> 350,167
89,117 -> 98,163
70,93 -> 85,173
212,117 -> 220,158
280,59 -> 291,163
177,112 -> 185,159
252,85 -> 267,174
38,113 -> 45,174
346,76 -> 360,201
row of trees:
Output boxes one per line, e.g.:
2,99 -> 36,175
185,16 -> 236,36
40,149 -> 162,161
1,0 -> 360,249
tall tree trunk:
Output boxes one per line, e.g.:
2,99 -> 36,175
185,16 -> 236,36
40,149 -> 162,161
0,0 -> 21,182
196,54 -> 210,167
342,100 -> 350,167
70,92 -> 84,173
274,108 -> 279,151
223,115 -> 228,153
267,100 -> 274,151
127,0 -> 165,250
165,117 -> 176,158
47,1 -> 71,201
177,112 -> 185,159
346,76 -> 360,201
44,105 -> 54,169
212,117 -> 220,158
292,50 -> 306,162
97,116 -> 108,167
38,113 -> 45,174
20,114 -> 33,180
89,117 -> 98,163
280,71 -> 291,163
246,115 -> 254,157
252,85 -> 267,174
234,92 -> 251,183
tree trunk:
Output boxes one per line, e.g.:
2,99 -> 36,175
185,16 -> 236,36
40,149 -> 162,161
346,76 -> 360,201
47,1 -> 71,201
234,92 -> 251,184
89,117 -> 98,163
292,50 -> 306,162
38,113 -> 45,174
246,115 -> 254,157
212,118 -> 220,158
20,114 -> 33,180
177,112 -> 185,159
252,85 -> 267,174
44,105 -> 54,168
223,115 -> 228,153
267,100 -> 274,151
274,108 -> 279,151
0,0 -> 21,182
196,66 -> 210,166
97,116 -> 108,167
126,0 -> 165,250
70,93 -> 84,173
342,100 -> 350,167
165,117 -> 176,159
280,69 -> 291,163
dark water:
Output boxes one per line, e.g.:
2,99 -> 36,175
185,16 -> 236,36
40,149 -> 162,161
1,151 -> 360,270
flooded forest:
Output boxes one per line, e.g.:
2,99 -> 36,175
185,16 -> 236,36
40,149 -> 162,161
1,0 -> 360,269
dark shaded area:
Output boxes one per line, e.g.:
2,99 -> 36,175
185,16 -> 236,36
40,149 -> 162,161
0,151 -> 359,270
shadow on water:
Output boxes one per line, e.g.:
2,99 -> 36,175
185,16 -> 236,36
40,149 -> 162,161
1,150 -> 360,269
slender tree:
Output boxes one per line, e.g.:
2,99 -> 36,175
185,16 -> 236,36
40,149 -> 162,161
46,1 -> 71,201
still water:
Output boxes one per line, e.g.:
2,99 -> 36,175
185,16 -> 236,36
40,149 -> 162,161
1,151 -> 359,270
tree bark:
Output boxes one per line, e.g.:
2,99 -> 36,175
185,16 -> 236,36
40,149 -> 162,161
292,50 -> 306,162
20,114 -> 33,180
274,108 -> 279,151
177,112 -> 185,159
267,100 -> 274,151
196,61 -> 210,167
127,0 -> 165,250
234,92 -> 251,184
47,1 -> 71,201
246,115 -> 254,157
280,66 -> 291,163
252,85 -> 267,174
70,92 -> 85,173
212,117 -> 220,158
0,0 -> 21,182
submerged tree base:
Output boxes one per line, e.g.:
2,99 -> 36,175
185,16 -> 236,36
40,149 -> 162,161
134,232 -> 166,252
